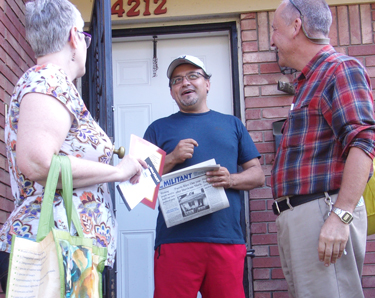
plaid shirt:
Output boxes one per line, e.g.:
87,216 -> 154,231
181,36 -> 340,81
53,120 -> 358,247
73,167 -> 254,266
271,45 -> 375,199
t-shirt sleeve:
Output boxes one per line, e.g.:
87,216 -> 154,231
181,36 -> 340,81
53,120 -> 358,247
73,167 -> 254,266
236,117 -> 261,165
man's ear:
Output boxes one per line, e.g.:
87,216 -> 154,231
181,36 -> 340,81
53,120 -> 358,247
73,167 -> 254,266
206,79 -> 211,94
293,18 -> 302,38
170,88 -> 175,100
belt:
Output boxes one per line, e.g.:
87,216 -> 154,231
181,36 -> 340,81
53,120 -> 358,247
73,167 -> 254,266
272,189 -> 339,215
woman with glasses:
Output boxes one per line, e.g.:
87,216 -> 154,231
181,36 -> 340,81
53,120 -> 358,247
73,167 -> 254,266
0,0 -> 146,293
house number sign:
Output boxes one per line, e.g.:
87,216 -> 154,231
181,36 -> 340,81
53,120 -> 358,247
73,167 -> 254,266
111,0 -> 167,17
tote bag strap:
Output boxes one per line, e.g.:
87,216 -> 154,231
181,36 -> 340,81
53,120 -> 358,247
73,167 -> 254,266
59,156 -> 84,237
37,155 -> 61,241
37,155 -> 83,241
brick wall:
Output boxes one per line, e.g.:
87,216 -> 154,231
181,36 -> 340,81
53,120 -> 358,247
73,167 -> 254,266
0,0 -> 35,296
242,3 -> 375,298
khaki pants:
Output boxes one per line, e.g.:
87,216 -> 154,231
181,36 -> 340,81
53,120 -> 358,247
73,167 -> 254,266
276,194 -> 367,298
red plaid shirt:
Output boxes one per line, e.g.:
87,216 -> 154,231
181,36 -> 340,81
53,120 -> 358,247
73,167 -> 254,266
272,45 -> 375,199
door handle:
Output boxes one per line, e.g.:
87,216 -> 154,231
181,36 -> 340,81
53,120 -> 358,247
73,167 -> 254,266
113,146 -> 125,159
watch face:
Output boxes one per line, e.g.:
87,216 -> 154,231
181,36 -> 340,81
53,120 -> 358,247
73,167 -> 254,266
342,212 -> 353,224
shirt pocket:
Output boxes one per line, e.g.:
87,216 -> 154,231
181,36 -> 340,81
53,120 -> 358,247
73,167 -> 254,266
282,107 -> 322,148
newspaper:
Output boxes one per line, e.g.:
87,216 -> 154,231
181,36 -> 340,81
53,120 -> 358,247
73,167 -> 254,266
158,159 -> 230,228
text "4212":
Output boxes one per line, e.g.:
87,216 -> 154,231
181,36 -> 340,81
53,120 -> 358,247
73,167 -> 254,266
111,0 -> 167,17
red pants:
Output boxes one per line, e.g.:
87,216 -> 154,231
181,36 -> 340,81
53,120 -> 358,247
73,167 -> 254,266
153,242 -> 246,298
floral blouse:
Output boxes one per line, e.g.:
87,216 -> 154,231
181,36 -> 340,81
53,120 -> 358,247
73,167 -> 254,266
0,64 -> 117,267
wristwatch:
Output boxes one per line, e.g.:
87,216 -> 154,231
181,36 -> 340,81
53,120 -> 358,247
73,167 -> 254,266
332,207 -> 353,224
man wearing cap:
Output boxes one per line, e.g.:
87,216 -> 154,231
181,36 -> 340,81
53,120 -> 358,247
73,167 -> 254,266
270,0 -> 375,297
143,55 -> 264,298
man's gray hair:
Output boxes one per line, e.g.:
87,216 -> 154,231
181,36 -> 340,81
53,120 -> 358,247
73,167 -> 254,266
281,0 -> 332,38
25,0 -> 82,58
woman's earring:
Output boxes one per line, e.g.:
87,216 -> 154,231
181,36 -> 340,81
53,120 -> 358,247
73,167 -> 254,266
71,52 -> 75,62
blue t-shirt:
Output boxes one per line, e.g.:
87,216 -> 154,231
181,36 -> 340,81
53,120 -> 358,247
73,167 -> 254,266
144,110 -> 260,248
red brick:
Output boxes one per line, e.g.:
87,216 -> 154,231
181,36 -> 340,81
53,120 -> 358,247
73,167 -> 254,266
255,142 -> 275,154
251,222 -> 268,234
250,131 -> 263,143
244,63 -> 259,74
242,41 -> 258,52
244,86 -> 260,97
262,107 -> 289,119
363,275 -> 375,288
348,45 -> 375,56
243,52 -> 276,63
258,12 -> 269,51
364,288 -> 375,298
247,119 -> 275,131
251,210 -> 278,223
360,4 -> 373,44
372,10 -> 375,21
246,108 -> 261,119
271,268 -> 285,279
270,244 -> 279,256
0,196 -> 13,212
273,292 -> 290,298
241,12 -> 256,19
246,96 -> 293,108
253,279 -> 288,291
268,222 -> 277,233
329,7 -> 338,47
254,293 -> 271,298
260,63 -> 281,74
253,268 -> 270,279
261,85 -> 285,96
250,199 -> 267,211
366,66 -> 375,77
338,6 -> 350,45
363,264 -> 375,276
245,73 -> 285,86
366,56 -> 375,67
253,245 -> 270,257
242,30 -> 257,42
0,209 -> 10,224
241,19 -> 257,30
250,187 -> 273,199
349,5 -> 361,45
253,256 -> 281,268
365,252 -> 375,263
264,131 -> 274,142
367,241 -> 375,252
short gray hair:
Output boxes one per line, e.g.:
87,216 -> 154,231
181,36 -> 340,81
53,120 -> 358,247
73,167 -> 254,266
25,0 -> 83,58
281,0 -> 332,38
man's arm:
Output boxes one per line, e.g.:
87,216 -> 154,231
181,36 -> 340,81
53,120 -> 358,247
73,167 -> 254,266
206,158 -> 265,191
318,147 -> 372,267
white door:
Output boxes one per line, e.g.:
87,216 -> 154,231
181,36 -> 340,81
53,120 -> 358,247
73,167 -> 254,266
112,32 -> 234,298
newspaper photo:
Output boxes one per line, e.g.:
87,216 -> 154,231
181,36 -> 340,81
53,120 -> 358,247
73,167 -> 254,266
158,159 -> 230,228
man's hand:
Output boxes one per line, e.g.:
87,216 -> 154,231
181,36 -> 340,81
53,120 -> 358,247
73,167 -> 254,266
170,139 -> 198,163
318,214 -> 350,267
163,139 -> 198,174
206,167 -> 232,188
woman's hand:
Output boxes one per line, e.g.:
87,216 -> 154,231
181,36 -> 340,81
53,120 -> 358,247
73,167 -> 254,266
116,155 -> 147,184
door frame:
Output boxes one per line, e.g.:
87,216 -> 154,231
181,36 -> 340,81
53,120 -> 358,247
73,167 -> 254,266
112,22 -> 242,119
112,22 -> 254,298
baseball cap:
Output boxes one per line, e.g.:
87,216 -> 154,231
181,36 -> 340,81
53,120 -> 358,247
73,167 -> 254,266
167,55 -> 208,79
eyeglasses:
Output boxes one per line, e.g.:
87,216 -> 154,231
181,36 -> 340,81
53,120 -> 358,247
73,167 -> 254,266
77,31 -> 92,48
171,72 -> 205,86
288,0 -> 330,45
